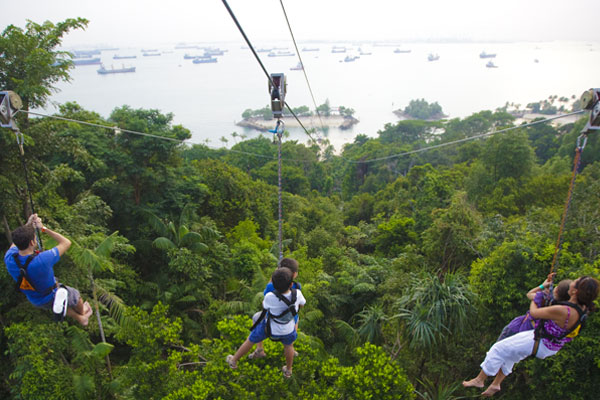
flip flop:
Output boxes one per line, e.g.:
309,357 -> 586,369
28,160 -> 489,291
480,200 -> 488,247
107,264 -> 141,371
226,355 -> 237,369
282,365 -> 292,378
248,349 -> 266,359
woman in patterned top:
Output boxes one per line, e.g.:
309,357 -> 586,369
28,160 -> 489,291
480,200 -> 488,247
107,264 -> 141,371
463,276 -> 599,397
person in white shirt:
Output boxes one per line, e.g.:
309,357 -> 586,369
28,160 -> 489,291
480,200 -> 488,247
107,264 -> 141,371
226,267 -> 306,378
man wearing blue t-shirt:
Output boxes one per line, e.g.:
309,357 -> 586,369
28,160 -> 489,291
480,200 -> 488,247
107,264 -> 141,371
4,214 -> 92,326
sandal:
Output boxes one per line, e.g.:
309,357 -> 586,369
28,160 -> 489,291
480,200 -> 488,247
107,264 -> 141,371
282,365 -> 292,379
226,355 -> 237,369
248,349 -> 266,359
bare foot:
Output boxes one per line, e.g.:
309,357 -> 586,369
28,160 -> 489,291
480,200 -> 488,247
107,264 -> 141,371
81,302 -> 93,327
462,378 -> 485,388
481,384 -> 501,397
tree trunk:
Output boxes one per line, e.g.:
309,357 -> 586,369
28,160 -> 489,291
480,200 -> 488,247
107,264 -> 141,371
2,214 -> 12,243
89,272 -> 112,379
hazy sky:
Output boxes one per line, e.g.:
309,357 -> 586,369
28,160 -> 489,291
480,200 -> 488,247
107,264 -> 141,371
2,0 -> 600,47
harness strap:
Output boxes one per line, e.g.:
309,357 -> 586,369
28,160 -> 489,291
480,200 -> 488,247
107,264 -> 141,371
249,289 -> 298,341
12,253 -> 56,296
531,302 -> 587,357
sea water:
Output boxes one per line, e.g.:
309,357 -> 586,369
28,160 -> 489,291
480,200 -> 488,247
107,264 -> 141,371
40,41 -> 600,151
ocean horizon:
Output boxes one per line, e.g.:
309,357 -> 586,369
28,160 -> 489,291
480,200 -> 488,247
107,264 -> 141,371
39,40 -> 600,151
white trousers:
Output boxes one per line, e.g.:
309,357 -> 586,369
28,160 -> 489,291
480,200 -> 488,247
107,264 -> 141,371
480,330 -> 558,377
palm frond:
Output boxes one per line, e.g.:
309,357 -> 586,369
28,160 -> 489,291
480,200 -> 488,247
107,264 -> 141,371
95,283 -> 139,332
178,225 -> 190,241
153,237 -> 176,251
333,319 -> 358,345
219,300 -> 252,315
73,374 -> 95,400
66,325 -> 93,353
70,243 -> 112,273
188,242 -> 209,253
179,203 -> 197,227
95,231 -> 120,258
140,209 -> 169,237
303,309 -> 324,324
180,232 -> 206,247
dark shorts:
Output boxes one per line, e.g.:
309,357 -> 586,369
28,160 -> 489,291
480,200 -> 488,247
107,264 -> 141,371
38,285 -> 81,310
248,318 -> 297,345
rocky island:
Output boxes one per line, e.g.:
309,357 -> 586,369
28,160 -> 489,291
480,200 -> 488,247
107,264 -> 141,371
236,102 -> 359,131
394,98 -> 447,121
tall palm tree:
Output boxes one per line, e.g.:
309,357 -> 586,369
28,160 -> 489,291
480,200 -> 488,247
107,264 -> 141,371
70,231 -> 133,377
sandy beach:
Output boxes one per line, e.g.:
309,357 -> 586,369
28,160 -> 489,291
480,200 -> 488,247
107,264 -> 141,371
237,115 -> 358,131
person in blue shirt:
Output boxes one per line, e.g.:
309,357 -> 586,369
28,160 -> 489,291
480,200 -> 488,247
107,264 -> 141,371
247,257 -> 302,360
227,267 -> 306,378
4,214 -> 92,326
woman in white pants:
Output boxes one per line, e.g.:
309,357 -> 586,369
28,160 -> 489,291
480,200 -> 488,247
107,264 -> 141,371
463,276 -> 599,397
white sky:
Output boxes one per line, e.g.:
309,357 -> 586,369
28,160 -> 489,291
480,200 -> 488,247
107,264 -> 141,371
2,0 -> 600,47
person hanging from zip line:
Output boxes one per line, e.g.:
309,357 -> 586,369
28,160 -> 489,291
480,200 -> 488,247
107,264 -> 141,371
463,276 -> 599,397
496,273 -> 573,342
4,213 -> 93,326
247,257 -> 302,360
226,267 -> 306,378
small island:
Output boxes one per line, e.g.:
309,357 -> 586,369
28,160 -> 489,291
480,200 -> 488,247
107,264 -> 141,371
236,101 -> 359,131
394,98 -> 447,121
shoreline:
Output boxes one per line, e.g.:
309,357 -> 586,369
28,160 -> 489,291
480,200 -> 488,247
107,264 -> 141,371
236,115 -> 359,131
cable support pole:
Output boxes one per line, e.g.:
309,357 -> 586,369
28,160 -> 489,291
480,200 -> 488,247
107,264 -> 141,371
278,0 -> 326,135
14,130 -> 43,251
277,127 -> 283,261
550,135 -> 586,274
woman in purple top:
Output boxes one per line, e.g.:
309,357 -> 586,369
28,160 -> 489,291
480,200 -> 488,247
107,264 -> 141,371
463,276 -> 599,397
496,276 -> 572,342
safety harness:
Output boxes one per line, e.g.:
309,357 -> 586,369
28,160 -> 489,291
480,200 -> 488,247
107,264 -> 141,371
531,301 -> 587,357
250,288 -> 298,341
12,253 -> 56,295
12,253 -> 67,321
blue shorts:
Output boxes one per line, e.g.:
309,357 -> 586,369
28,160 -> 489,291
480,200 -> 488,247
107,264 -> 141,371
248,319 -> 297,345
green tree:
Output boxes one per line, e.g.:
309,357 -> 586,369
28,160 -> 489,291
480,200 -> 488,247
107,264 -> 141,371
0,19 -> 88,117
422,192 -> 482,272
316,99 -> 331,116
396,271 -> 475,353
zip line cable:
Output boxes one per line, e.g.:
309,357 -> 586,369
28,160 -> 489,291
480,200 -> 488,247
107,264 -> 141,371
17,109 -> 586,165
17,109 -> 321,163
346,110 -> 586,164
278,0 -> 327,136
220,0 -> 317,143
21,110 -> 184,143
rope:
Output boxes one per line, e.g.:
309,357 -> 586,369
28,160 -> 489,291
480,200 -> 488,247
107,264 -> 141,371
550,135 -> 587,274
269,120 -> 285,261
277,126 -> 284,261
278,0 -> 327,136
14,130 -> 43,251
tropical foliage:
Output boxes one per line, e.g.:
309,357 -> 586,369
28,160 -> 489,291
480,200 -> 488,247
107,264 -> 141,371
1,17 -> 600,400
